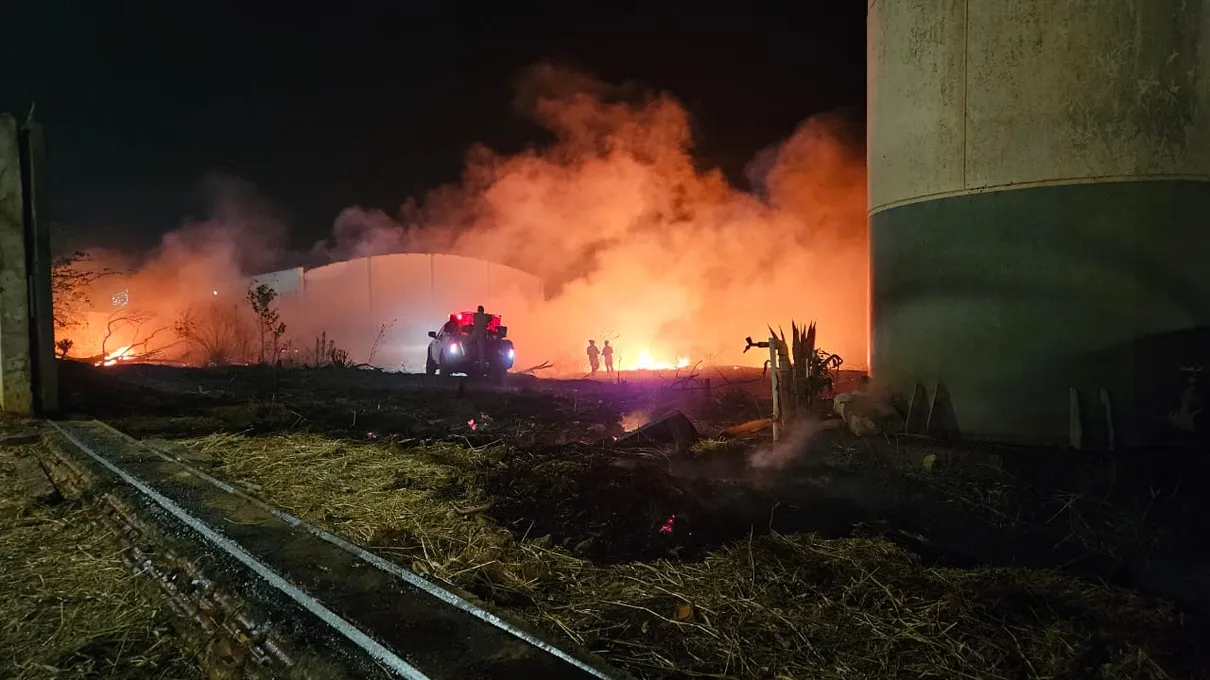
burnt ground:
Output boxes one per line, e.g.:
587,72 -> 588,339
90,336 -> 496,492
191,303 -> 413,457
60,362 -> 881,563
56,360 -> 1210,678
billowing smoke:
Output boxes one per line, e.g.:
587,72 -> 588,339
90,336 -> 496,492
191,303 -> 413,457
56,175 -> 289,362
319,64 -> 868,371
58,65 -> 867,372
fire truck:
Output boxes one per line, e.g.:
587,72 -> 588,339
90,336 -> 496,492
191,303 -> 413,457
425,311 -> 515,379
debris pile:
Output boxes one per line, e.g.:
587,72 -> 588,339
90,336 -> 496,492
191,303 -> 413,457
833,388 -> 905,436
613,410 -> 699,450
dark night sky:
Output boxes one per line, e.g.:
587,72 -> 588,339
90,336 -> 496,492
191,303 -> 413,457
1,1 -> 866,255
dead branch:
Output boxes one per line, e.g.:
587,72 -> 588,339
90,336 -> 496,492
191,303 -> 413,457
518,361 -> 554,375
453,501 -> 495,516
101,309 -> 152,357
658,361 -> 705,390
92,309 -> 179,363
710,365 -> 766,387
367,319 -> 397,366
125,326 -> 179,358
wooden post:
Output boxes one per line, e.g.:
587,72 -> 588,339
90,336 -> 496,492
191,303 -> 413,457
1100,387 -> 1116,451
1068,387 -> 1083,450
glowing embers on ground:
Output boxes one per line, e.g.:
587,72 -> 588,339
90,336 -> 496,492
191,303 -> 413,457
631,347 -> 691,371
620,410 -> 651,432
95,345 -> 133,367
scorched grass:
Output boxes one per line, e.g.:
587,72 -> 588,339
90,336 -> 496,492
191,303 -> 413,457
180,432 -> 1205,680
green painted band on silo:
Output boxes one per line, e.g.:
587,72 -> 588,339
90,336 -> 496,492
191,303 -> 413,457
870,179 -> 1210,446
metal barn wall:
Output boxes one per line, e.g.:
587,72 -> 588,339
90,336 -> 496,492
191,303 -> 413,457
249,253 -> 543,370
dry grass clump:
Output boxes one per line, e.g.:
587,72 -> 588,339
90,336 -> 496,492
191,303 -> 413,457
179,432 -> 1206,679
0,445 -> 202,680
689,438 -> 750,457
187,432 -> 530,598
550,536 -> 1197,679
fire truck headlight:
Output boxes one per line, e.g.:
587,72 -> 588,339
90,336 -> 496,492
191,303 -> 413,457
507,348 -> 515,360
450,343 -> 461,355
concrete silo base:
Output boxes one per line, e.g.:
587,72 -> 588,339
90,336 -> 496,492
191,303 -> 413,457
871,179 -> 1210,447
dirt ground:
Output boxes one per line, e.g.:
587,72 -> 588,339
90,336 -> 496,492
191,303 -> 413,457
55,361 -> 1210,679
0,417 -> 204,680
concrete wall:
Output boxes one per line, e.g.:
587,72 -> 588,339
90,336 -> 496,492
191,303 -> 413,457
0,115 -> 32,414
869,0 -> 1210,446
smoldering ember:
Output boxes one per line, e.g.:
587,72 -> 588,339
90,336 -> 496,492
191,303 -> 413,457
3,5 -> 1210,680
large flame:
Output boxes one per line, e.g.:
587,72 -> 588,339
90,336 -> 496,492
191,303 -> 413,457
96,345 -> 133,367
631,348 -> 691,371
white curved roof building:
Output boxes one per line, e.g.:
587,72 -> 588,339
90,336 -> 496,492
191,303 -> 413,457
247,253 -> 544,371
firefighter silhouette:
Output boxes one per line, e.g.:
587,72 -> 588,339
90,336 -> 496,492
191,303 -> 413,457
586,340 -> 600,374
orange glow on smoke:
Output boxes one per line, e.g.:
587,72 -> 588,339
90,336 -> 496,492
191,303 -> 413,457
54,66 -> 869,373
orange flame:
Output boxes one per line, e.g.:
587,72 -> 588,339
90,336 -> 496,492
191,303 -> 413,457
632,348 -> 691,371
96,345 -> 133,367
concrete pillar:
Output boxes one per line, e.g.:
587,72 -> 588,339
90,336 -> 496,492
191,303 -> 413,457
21,120 -> 59,415
869,1 -> 1210,446
0,114 -> 33,414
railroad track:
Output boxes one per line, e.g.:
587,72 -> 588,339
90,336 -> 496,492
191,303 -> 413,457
43,419 -> 623,680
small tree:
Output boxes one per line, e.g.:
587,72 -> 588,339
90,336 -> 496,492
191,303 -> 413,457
247,281 -> 286,365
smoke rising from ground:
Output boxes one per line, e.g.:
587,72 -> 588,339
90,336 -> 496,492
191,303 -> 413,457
58,65 -> 867,371
321,64 -> 868,371
747,418 -> 830,472
58,175 -> 290,361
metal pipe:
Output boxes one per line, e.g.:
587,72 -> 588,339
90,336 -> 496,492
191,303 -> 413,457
769,336 -> 780,443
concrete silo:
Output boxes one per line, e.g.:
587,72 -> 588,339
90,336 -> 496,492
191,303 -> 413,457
868,1 -> 1210,446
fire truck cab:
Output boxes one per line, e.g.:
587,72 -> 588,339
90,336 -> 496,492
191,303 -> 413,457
425,311 -> 515,379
